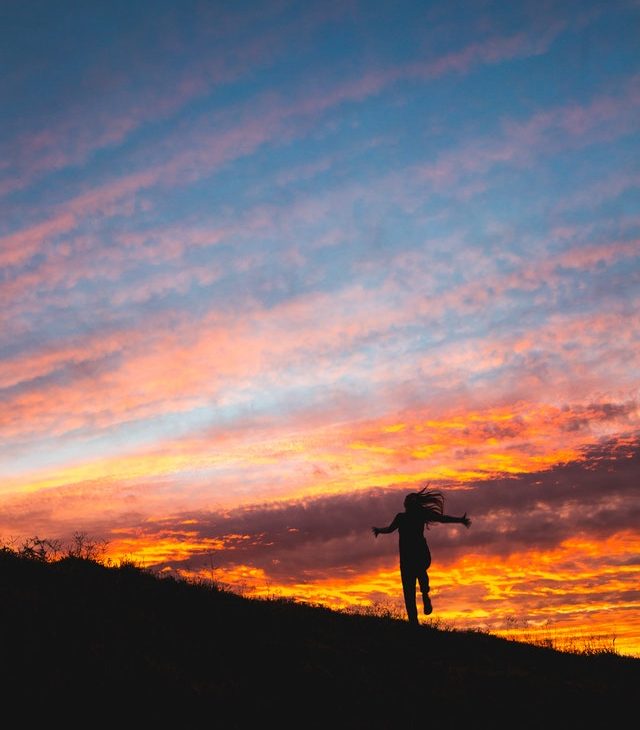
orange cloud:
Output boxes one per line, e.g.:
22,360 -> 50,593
110,531 -> 640,658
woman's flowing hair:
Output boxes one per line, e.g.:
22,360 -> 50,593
404,485 -> 444,525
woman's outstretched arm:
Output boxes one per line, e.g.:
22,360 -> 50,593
372,514 -> 400,537
431,512 -> 472,528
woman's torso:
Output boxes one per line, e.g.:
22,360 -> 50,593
396,511 -> 429,555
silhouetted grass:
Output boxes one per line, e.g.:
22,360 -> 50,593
0,540 -> 637,726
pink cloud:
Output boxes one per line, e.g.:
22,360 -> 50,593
417,74 -> 640,188
0,329 -> 131,390
0,213 -> 76,268
5,206 -> 638,410
14,175 -> 630,332
0,3 -> 353,198
3,60 -> 636,298
502,74 -> 640,143
554,171 -> 640,212
2,231 -> 638,443
412,25 -> 564,79
0,18 -> 572,207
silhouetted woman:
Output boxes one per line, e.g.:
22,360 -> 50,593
372,487 -> 471,625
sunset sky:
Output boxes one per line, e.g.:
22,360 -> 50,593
1,0 -> 639,656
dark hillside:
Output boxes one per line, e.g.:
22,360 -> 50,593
0,549 -> 637,726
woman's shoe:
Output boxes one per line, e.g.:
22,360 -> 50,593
422,594 -> 433,615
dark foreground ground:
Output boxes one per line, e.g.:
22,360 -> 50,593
1,550 -> 637,727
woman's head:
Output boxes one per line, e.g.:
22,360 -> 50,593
404,486 -> 444,514
403,492 -> 421,510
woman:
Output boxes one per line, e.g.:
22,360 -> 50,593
372,486 -> 471,625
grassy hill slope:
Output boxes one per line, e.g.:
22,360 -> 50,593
1,548 -> 637,726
